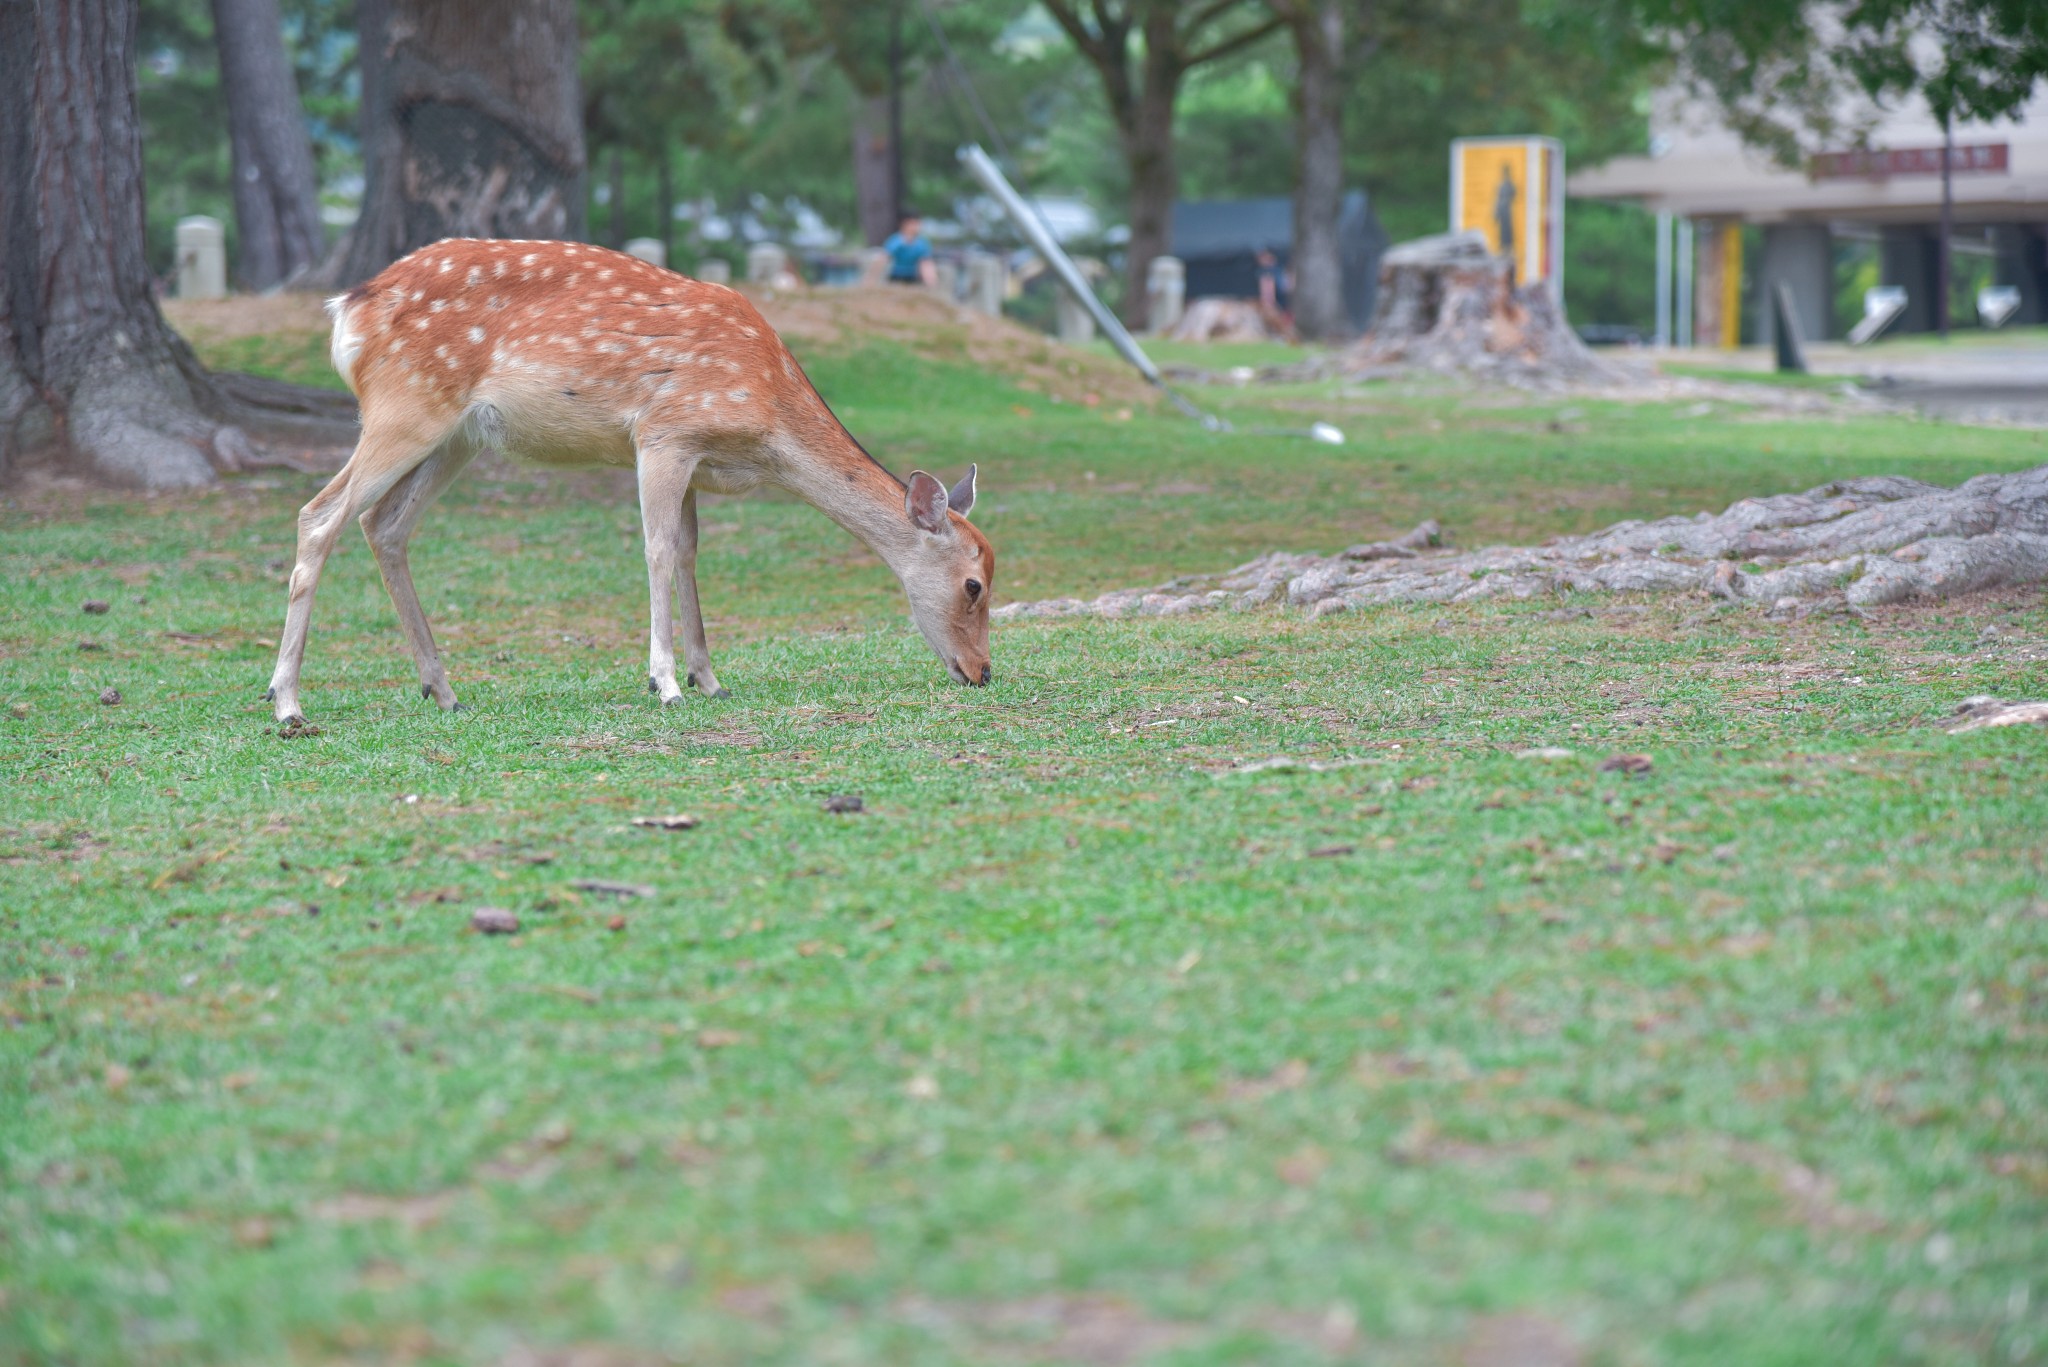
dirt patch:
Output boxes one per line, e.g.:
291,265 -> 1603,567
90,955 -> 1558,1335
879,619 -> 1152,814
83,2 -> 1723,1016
1459,1312 -> 1583,1367
161,293 -> 332,344
745,285 -> 1154,408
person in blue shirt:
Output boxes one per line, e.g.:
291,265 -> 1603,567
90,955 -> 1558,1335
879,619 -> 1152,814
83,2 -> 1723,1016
883,212 -> 936,286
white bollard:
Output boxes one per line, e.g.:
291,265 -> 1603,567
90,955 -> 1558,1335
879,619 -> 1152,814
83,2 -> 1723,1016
623,237 -> 667,269
695,257 -> 732,285
962,251 -> 1005,316
1055,288 -> 1096,345
176,216 -> 227,299
859,247 -> 891,286
1146,255 -> 1186,335
746,243 -> 789,285
932,258 -> 959,301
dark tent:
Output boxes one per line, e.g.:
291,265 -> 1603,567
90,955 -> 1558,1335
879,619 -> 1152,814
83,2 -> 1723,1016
1170,191 -> 1389,332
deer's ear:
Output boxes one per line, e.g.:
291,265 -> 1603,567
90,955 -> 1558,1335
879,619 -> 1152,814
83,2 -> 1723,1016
906,471 -> 951,535
947,464 -> 978,517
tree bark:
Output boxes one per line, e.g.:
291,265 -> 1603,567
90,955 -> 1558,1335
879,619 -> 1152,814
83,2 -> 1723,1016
1343,232 -> 1615,383
336,0 -> 586,287
606,145 -> 625,249
210,0 -> 325,289
995,466 -> 2048,622
1282,0 -> 1349,341
851,91 -> 897,247
1040,0 -> 1283,331
0,0 -> 248,488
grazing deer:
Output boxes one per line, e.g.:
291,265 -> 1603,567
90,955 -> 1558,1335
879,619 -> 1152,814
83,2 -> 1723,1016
265,239 -> 994,725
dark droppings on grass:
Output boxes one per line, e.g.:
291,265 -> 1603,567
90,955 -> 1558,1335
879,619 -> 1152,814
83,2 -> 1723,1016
823,794 -> 865,814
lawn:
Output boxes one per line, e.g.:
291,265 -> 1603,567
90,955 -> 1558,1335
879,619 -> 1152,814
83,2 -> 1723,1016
4,317 -> 2047,1366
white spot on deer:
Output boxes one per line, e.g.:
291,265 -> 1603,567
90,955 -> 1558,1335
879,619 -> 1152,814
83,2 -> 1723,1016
728,389 -> 749,403
430,299 -> 446,312
410,289 -> 424,302
493,261 -> 507,278
440,258 -> 453,272
445,354 -> 460,368
598,269 -> 614,281
467,267 -> 483,286
413,318 -> 430,330
541,267 -> 554,279
435,345 -> 449,359
469,326 -> 485,343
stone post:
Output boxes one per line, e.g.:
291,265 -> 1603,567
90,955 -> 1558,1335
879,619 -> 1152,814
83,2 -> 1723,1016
746,243 -> 790,285
623,237 -> 667,269
962,251 -> 1005,316
1055,289 -> 1096,345
859,247 -> 890,286
1145,255 -> 1185,335
696,258 -> 733,285
176,215 -> 227,299
932,258 -> 959,302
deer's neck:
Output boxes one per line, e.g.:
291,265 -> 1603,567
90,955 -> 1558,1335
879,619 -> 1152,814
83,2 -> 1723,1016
775,419 -> 920,573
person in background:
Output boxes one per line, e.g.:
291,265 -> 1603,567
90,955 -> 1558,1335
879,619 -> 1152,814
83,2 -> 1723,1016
885,212 -> 937,286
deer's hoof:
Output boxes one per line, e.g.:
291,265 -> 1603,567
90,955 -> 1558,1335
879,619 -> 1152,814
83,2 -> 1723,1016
450,702 -> 468,713
263,686 -> 275,702
710,687 -> 731,700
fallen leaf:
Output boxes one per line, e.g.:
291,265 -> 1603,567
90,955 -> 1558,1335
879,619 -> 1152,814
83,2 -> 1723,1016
1651,839 -> 1682,864
904,1073 -> 940,1100
823,794 -> 864,814
81,600 -> 110,615
1277,1144 -> 1329,1187
1308,844 -> 1354,858
98,688 -> 121,706
606,914 -> 627,932
1173,949 -> 1202,975
104,1063 -> 132,1093
470,907 -> 519,935
1599,753 -> 1654,774
696,1029 -> 744,1049
232,1217 -> 275,1249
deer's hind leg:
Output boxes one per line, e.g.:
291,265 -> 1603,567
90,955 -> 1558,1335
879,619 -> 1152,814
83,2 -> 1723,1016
676,486 -> 728,699
637,443 -> 702,706
360,429 -> 479,711
267,411 -> 456,724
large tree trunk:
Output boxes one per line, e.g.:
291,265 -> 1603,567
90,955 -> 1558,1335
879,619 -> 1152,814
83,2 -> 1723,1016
0,0 -> 249,488
336,0 -> 586,287
1286,0 -> 1348,342
850,91 -> 897,247
210,0 -> 325,289
1120,29 -> 1182,333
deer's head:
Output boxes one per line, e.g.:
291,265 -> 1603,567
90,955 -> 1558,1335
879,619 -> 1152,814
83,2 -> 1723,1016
899,467 -> 994,686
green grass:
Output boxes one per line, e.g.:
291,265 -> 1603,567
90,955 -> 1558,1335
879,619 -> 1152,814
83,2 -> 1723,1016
5,334 -> 2048,1366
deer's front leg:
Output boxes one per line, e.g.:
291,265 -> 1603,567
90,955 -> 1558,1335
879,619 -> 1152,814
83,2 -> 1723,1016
637,448 -> 697,706
676,486 -> 728,699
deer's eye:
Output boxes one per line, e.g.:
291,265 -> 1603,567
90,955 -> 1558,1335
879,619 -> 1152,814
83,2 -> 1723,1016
965,579 -> 983,601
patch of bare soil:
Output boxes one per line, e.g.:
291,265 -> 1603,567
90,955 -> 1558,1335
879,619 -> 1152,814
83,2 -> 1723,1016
161,292 -> 333,343
746,284 -> 1155,408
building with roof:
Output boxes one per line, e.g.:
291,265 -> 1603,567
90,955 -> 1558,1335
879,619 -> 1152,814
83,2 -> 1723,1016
1570,83 -> 2048,345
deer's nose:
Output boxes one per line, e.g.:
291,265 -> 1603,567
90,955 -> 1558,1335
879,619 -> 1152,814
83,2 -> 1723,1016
978,662 -> 992,686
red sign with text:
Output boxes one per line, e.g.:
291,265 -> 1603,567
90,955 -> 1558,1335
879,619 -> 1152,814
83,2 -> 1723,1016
1811,143 -> 2009,179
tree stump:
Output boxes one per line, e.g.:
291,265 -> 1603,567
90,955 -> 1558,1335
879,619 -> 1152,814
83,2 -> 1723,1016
1343,232 -> 1620,385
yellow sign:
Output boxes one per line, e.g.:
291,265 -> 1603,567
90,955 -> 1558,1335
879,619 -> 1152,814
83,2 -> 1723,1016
1450,136 -> 1564,296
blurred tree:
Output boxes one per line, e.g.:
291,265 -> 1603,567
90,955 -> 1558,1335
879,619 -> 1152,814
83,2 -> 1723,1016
335,0 -> 586,285
211,0 -> 325,287
2,0 -> 254,487
1269,0 -> 1348,340
1038,0 -> 1287,327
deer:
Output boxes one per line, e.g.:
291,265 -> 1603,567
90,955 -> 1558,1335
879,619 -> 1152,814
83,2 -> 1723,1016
264,239 -> 994,726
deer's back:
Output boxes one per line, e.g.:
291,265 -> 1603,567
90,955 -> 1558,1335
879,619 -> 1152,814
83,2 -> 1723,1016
332,240 -> 800,469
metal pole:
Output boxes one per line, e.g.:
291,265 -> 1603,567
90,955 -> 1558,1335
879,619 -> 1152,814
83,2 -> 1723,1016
957,143 -> 1166,389
1675,217 -> 1694,347
1938,113 -> 1954,339
1654,210 -> 1673,347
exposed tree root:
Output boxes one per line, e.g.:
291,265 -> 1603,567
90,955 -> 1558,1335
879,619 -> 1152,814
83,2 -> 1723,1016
994,465 -> 2048,623
1948,697 -> 2048,732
